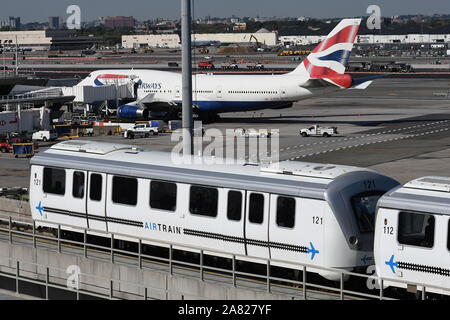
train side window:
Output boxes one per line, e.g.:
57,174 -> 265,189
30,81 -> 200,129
43,167 -> 66,195
89,174 -> 102,201
112,176 -> 138,206
398,211 -> 435,248
150,180 -> 177,212
227,191 -> 242,221
189,186 -> 218,217
249,193 -> 264,224
276,196 -> 296,228
72,171 -> 85,199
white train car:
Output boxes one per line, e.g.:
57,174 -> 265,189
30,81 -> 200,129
29,141 -> 399,281
374,176 -> 450,295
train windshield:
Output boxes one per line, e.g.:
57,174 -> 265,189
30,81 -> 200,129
351,191 -> 385,233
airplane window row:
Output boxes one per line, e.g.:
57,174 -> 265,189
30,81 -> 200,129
142,89 -> 213,94
143,90 -> 172,93
42,168 -> 296,228
228,90 -> 278,95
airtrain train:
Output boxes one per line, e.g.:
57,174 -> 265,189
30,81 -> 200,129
374,176 -> 450,295
28,141 -> 450,295
29,140 -> 399,281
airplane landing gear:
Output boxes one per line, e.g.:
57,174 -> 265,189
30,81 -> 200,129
198,112 -> 221,124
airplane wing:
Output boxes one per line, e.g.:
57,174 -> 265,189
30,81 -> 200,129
350,75 -> 388,90
350,81 -> 373,90
137,93 -> 179,107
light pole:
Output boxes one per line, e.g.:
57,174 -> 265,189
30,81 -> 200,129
181,0 -> 193,156
15,35 -> 18,76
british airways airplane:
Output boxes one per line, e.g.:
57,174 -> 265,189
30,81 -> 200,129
78,19 -> 377,122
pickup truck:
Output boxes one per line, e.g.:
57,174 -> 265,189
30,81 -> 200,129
247,63 -> 265,70
221,63 -> 239,70
300,125 -> 338,137
123,123 -> 159,139
234,128 -> 272,138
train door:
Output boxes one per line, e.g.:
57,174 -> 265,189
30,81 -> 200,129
70,169 -> 88,224
39,167 -> 88,230
86,172 -> 108,232
391,211 -> 439,285
244,191 -> 270,259
268,194 -> 300,262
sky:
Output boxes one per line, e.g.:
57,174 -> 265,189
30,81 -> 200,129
2,0 -> 450,23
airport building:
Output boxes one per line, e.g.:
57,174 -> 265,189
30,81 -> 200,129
279,33 -> 450,46
0,30 -> 100,51
192,30 -> 278,46
122,29 -> 278,48
122,34 -> 181,49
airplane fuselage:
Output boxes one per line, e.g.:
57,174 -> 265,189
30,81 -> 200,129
82,69 -> 340,114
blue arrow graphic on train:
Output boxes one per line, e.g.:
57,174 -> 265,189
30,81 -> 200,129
385,255 -> 398,274
36,201 -> 44,216
307,242 -> 319,260
361,255 -> 371,265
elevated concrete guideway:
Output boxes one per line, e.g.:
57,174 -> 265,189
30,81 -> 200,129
0,230 -> 346,300
0,200 -> 365,300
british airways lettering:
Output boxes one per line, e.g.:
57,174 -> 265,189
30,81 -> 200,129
139,82 -> 162,90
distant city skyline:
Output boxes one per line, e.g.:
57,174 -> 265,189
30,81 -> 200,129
1,0 -> 450,23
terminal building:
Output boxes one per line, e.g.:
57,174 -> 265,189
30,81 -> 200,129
280,33 -> 450,46
0,30 -> 100,51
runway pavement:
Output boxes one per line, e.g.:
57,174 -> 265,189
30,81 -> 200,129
1,77 -> 450,188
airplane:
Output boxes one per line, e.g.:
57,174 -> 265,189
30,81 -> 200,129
77,18 -> 379,122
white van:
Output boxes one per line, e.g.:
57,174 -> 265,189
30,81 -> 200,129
32,130 -> 58,142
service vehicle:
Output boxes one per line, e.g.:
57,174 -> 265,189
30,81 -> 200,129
300,125 -> 338,137
221,63 -> 239,70
198,61 -> 215,70
72,115 -> 87,125
234,128 -> 272,138
77,127 -> 94,137
0,140 -> 13,153
123,123 -> 159,139
247,63 -> 265,70
32,130 -> 58,142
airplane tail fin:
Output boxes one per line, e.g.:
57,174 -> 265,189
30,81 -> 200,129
290,18 -> 361,88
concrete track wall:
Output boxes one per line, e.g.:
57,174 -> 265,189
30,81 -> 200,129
0,241 -> 294,300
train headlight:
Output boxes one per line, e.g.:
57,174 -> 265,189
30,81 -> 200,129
349,236 -> 359,246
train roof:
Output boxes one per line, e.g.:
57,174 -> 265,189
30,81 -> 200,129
31,140 -> 387,200
378,176 -> 450,215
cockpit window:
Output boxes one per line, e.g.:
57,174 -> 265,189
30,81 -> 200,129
350,191 -> 385,233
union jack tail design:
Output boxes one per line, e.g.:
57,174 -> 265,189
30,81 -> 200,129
292,19 -> 361,88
